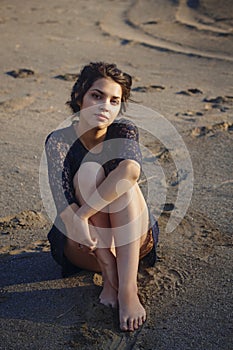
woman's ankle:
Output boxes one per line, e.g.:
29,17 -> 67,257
118,282 -> 138,296
95,248 -> 115,265
95,248 -> 118,291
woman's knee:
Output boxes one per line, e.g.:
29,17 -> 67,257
109,184 -> 149,231
109,184 -> 139,214
73,162 -> 105,202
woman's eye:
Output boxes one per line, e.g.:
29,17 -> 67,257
92,93 -> 101,99
111,99 -> 120,105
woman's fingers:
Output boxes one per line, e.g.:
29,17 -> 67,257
73,214 -> 97,248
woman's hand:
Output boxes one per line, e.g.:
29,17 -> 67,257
72,213 -> 97,250
60,203 -> 97,251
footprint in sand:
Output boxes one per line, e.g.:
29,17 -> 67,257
138,261 -> 190,302
203,95 -> 233,104
0,210 -> 50,255
0,210 -> 48,231
54,73 -> 79,81
0,241 -> 50,256
162,203 -> 175,212
160,209 -> 232,261
203,95 -> 233,113
132,84 -> 165,92
175,110 -> 204,120
190,121 -> 233,137
138,208 -> 232,304
176,88 -> 203,96
8,240 -> 51,255
168,169 -> 188,187
140,129 -> 172,163
6,68 -> 35,78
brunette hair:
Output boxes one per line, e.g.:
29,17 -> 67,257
66,62 -> 132,114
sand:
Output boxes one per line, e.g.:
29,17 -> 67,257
0,0 -> 233,349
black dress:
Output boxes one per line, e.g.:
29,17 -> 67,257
45,118 -> 159,276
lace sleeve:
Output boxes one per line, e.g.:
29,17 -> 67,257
45,130 -> 77,215
116,119 -> 142,167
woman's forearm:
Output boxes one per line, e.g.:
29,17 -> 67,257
59,202 -> 96,247
60,202 -> 79,225
77,160 -> 140,219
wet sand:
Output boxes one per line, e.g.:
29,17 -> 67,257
0,0 -> 233,349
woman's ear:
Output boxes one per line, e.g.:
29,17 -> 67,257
75,97 -> 81,108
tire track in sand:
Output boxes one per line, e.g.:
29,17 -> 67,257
98,0 -> 233,62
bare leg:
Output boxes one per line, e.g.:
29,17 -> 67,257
65,162 -> 118,307
64,225 -> 118,307
109,184 -> 149,331
116,240 -> 146,331
64,162 -> 149,327
64,238 -> 100,271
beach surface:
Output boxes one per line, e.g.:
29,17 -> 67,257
0,0 -> 233,349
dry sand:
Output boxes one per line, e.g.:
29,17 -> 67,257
0,0 -> 233,349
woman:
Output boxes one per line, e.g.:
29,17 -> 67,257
45,62 -> 159,332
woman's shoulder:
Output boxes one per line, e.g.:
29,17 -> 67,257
111,118 -> 138,131
109,118 -> 139,137
112,117 -> 137,127
45,124 -> 76,145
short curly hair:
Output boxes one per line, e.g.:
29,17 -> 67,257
66,62 -> 132,114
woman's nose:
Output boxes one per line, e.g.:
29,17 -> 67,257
99,101 -> 110,111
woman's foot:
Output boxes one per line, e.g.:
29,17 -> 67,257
95,248 -> 118,290
118,288 -> 146,331
99,279 -> 118,308
94,248 -> 118,307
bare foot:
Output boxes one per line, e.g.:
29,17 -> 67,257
99,279 -> 118,308
95,248 -> 118,290
94,248 -> 118,307
118,289 -> 146,331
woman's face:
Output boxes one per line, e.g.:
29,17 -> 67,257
79,78 -> 122,129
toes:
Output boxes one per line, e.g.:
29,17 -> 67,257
120,319 -> 128,331
133,318 -> 139,330
138,316 -> 143,326
120,318 -> 140,331
138,314 -> 146,327
128,318 -> 134,331
120,311 -> 147,331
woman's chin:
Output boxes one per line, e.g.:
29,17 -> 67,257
90,120 -> 112,129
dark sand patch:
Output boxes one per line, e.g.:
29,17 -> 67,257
0,210 -> 231,349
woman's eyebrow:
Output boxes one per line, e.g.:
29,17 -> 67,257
90,88 -> 121,99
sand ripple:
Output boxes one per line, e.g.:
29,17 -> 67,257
98,0 -> 233,62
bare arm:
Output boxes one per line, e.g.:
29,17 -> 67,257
60,120 -> 142,247
76,159 -> 140,220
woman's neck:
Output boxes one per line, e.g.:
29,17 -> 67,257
74,122 -> 107,151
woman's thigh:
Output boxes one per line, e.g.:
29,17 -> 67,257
72,161 -> 149,249
109,183 -> 149,249
64,238 -> 101,272
63,162 -> 110,270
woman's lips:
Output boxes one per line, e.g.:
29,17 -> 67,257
95,114 -> 109,121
